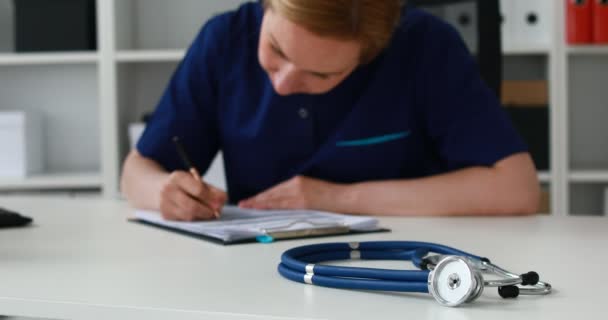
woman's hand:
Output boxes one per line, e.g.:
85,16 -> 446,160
238,176 -> 345,211
159,171 -> 228,221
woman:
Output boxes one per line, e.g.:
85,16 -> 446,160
121,0 -> 540,221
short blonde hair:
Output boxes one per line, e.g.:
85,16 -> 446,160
263,0 -> 404,64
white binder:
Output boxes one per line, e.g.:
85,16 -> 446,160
443,2 -> 478,53
511,0 -> 553,49
500,0 -> 515,51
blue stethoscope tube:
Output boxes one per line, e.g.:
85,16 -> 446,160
278,241 -> 487,294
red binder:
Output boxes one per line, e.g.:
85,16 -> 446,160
593,0 -> 608,43
567,0 -> 593,44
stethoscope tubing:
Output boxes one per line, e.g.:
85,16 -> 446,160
280,241 -> 486,282
278,263 -> 430,293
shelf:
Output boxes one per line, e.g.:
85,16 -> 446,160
0,172 -> 102,191
0,52 -> 99,66
116,50 -> 185,63
567,46 -> 608,56
569,171 -> 608,183
503,45 -> 550,56
538,171 -> 551,183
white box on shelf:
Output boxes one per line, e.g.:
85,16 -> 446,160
510,0 -> 553,49
128,122 -> 146,149
0,111 -> 43,178
0,0 -> 14,52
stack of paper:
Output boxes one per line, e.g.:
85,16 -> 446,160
135,206 -> 379,243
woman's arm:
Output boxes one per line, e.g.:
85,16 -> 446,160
121,150 -> 227,221
240,152 -> 541,216
121,150 -> 170,211
336,153 -> 540,216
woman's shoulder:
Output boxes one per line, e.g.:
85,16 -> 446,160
394,6 -> 465,50
203,1 -> 264,47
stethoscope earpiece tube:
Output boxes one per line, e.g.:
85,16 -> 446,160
278,241 -> 552,307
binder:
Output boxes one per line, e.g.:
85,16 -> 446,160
502,80 -> 549,107
15,0 -> 97,52
593,0 -> 608,43
500,0 -> 515,50
443,2 -> 478,53
512,0 -> 553,48
567,0 -> 593,44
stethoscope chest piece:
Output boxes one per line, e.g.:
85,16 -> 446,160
428,256 -> 484,307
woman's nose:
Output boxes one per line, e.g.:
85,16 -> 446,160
273,65 -> 302,95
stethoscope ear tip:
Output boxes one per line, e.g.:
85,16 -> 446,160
521,271 -> 540,286
498,285 -> 520,299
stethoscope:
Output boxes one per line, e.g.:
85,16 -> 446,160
278,241 -> 552,307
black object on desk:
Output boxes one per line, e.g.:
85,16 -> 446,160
0,207 -> 33,228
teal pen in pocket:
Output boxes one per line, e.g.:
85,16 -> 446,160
336,131 -> 410,147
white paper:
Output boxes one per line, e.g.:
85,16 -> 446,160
135,206 -> 379,242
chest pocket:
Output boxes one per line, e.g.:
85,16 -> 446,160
311,130 -> 420,183
336,131 -> 410,147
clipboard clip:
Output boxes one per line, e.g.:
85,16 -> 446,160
256,219 -> 350,243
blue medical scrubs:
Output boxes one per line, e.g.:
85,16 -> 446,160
137,2 -> 527,203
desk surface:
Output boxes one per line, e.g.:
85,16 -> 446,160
0,196 -> 606,320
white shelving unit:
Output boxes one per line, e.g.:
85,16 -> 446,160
1,0 -> 606,215
0,53 -> 101,192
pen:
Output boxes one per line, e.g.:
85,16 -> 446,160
172,136 -> 220,219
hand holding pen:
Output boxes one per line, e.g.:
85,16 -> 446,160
157,137 -> 226,221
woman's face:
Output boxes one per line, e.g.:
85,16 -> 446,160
258,9 -> 362,96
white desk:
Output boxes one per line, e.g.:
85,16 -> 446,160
0,196 -> 606,320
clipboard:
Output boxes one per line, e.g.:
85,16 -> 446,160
131,218 -> 389,245
130,207 -> 390,245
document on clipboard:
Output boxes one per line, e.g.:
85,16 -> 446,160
132,206 -> 388,245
